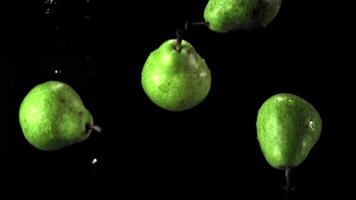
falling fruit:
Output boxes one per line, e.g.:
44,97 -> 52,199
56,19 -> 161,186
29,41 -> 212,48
256,93 -> 322,189
204,0 -> 282,33
141,37 -> 211,111
19,81 -> 100,151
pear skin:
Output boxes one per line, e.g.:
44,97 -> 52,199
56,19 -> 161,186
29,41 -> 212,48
141,39 -> 211,111
204,0 -> 282,33
256,93 -> 322,169
19,81 -> 94,151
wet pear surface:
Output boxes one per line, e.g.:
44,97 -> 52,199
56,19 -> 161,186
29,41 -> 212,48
256,93 -> 322,169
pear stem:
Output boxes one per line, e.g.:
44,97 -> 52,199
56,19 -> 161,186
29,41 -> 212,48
284,167 -> 294,191
184,21 -> 209,30
88,124 -> 102,133
175,29 -> 183,52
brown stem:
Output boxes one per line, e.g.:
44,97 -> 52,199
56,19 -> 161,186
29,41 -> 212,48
88,124 -> 102,133
284,168 -> 295,192
285,168 -> 291,190
175,29 -> 183,52
184,21 -> 209,30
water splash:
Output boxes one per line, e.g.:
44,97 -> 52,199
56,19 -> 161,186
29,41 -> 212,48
44,0 -> 57,5
44,0 -> 58,16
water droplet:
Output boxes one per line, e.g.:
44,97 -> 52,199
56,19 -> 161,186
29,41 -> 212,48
44,8 -> 51,15
91,158 -> 98,165
54,69 -> 62,75
309,121 -> 315,130
90,157 -> 99,175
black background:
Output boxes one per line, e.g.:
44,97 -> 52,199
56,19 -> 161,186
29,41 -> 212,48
3,0 -> 355,198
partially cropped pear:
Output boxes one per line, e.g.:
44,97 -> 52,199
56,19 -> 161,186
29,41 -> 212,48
256,93 -> 321,189
141,39 -> 211,111
204,0 -> 282,33
19,81 -> 99,151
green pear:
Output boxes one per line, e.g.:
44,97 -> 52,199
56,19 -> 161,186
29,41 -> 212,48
19,81 -> 98,151
141,39 -> 211,111
204,0 -> 282,33
256,93 -> 322,170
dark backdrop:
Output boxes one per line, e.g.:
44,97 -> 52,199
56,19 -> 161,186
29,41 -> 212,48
3,0 -> 355,198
